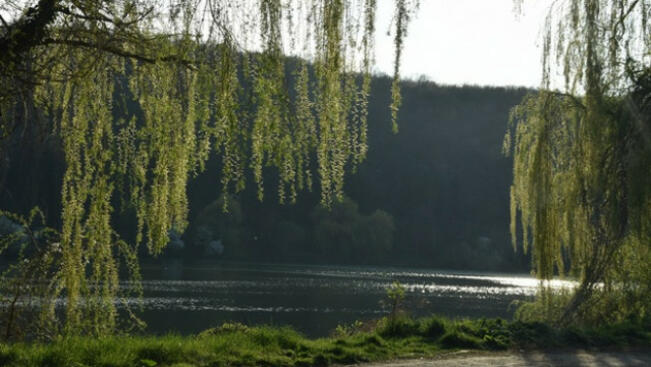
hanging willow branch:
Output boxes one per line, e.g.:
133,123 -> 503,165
0,0 -> 416,338
506,0 -> 650,325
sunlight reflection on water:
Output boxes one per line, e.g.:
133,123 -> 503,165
121,263 -> 579,336
1,263 -> 578,336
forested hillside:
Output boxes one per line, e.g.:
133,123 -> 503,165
183,76 -> 531,271
0,75 -> 530,271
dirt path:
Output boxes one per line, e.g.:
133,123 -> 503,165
349,349 -> 651,367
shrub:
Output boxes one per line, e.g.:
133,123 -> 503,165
385,281 -> 406,320
332,320 -> 364,337
420,317 -> 446,339
377,316 -> 420,338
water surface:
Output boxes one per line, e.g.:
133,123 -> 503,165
134,262 -> 571,337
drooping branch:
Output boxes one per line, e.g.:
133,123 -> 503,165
41,38 -> 196,70
1,0 -> 419,339
0,0 -> 59,64
508,0 -> 650,325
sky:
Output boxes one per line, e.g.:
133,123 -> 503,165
1,0 -> 552,88
373,0 -> 551,88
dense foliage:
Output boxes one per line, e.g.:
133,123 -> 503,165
1,80 -> 529,272
0,0 -> 418,338
178,79 -> 529,270
506,0 -> 650,324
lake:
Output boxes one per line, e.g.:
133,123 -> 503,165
132,262 -> 572,337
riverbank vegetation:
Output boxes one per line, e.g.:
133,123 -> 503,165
505,0 -> 650,326
0,315 -> 649,367
0,0 -> 649,352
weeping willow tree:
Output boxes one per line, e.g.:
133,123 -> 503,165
0,0 -> 419,338
505,0 -> 650,324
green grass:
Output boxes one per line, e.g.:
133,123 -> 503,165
0,317 -> 649,367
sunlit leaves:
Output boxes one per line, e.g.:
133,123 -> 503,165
0,0 -> 415,337
506,0 -> 650,324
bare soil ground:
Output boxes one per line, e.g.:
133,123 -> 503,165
348,349 -> 651,367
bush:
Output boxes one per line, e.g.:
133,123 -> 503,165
332,320 -> 364,337
420,317 -> 446,339
377,316 -> 420,338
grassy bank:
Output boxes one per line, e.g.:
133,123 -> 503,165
0,316 -> 649,367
